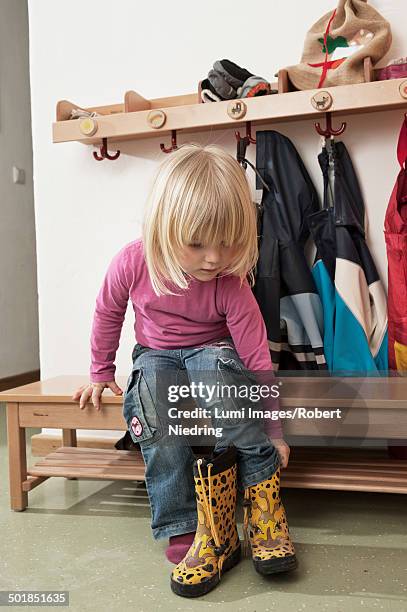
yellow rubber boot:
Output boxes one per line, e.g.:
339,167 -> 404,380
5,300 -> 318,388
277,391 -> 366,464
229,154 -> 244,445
243,466 -> 298,575
170,446 -> 241,597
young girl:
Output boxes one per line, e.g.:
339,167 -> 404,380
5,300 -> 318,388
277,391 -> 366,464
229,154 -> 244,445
73,144 -> 297,598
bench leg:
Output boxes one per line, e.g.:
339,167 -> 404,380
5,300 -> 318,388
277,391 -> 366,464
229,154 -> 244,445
62,429 -> 77,447
7,402 -> 28,511
63,429 -> 77,479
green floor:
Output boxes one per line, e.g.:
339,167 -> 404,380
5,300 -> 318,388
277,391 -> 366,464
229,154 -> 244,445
1,405 -> 406,612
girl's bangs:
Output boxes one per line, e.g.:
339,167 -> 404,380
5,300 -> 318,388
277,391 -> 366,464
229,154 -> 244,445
175,191 -> 247,249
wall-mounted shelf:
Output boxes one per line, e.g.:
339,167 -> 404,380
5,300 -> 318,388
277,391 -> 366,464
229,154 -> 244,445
53,77 -> 407,148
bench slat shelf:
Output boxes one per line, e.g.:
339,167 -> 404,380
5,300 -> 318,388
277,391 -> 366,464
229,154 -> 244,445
27,447 -> 145,480
22,445 -> 407,495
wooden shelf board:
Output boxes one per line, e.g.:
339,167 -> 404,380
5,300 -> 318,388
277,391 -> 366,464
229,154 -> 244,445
280,477 -> 407,494
283,447 -> 407,493
25,445 -> 407,493
52,79 -> 407,146
27,446 -> 146,481
56,92 -> 201,122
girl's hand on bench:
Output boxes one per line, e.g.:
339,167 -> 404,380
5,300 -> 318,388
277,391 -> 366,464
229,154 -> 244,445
271,438 -> 290,469
72,381 -> 123,411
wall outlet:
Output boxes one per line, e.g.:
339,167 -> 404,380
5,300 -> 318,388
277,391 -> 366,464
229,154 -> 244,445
12,166 -> 25,184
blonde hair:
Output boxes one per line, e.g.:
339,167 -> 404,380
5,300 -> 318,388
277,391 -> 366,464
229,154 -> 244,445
142,143 -> 259,296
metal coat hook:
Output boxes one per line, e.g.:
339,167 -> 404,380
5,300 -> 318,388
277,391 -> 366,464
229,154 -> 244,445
160,130 -> 178,153
315,112 -> 346,137
235,121 -> 256,144
93,138 -> 121,161
234,121 -> 270,192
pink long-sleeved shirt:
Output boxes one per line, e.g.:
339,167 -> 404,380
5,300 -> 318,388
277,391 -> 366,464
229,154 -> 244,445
90,238 -> 282,438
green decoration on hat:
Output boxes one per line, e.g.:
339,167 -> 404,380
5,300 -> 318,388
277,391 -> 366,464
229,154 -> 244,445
318,35 -> 349,54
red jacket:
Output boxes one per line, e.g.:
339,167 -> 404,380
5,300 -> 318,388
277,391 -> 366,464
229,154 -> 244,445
384,116 -> 407,371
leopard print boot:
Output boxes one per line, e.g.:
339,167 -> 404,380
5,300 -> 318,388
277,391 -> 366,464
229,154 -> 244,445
170,446 -> 241,597
243,466 -> 298,575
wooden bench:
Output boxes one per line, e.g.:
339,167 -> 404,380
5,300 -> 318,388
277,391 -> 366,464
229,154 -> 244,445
1,375 -> 407,511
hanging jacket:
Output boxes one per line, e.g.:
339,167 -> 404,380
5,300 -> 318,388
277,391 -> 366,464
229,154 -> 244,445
384,116 -> 407,372
253,130 -> 327,371
310,140 -> 388,374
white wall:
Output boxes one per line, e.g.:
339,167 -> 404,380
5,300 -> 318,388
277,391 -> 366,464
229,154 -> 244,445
27,0 -> 406,436
0,0 -> 39,379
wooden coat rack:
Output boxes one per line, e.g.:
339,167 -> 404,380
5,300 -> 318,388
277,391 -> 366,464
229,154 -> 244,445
53,59 -> 407,160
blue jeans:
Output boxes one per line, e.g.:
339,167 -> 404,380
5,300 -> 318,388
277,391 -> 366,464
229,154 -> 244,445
123,338 -> 279,540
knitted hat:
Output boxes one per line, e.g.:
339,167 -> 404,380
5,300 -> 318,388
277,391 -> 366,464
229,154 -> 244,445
284,0 -> 392,90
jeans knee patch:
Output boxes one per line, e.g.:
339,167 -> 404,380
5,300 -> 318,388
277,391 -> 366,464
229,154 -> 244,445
123,367 -> 160,446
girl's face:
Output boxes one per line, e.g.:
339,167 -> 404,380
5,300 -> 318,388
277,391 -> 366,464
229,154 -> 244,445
177,242 -> 238,281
